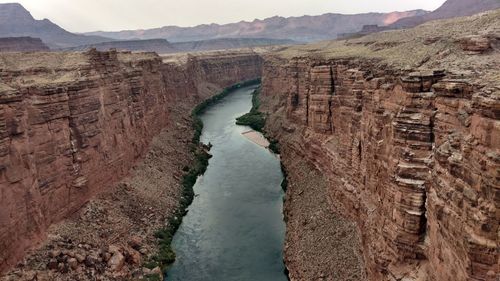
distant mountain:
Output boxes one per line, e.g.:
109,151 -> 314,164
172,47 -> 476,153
85,10 -> 428,42
65,39 -> 177,53
390,0 -> 500,28
65,37 -> 296,54
0,36 -> 49,52
0,3 -> 113,48
339,0 -> 500,39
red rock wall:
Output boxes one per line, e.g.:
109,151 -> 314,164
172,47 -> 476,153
0,50 -> 262,273
261,57 -> 498,281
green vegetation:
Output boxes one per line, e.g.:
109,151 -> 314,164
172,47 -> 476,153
193,78 -> 261,143
268,140 -> 280,154
144,275 -> 162,281
146,78 -> 261,274
235,88 -> 266,131
235,85 -> 281,155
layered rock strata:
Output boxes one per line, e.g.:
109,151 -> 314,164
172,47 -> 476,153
261,10 -> 499,281
0,49 -> 263,274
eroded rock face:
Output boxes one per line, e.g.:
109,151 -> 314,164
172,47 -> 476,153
0,49 -> 263,274
261,57 -> 498,281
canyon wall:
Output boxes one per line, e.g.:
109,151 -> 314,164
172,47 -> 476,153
261,56 -> 498,281
0,49 -> 262,273
259,11 -> 500,278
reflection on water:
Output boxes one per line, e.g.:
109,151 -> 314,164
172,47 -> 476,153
166,85 -> 287,281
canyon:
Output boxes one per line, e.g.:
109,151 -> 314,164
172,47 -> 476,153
260,9 -> 499,281
0,6 -> 498,281
0,48 -> 263,279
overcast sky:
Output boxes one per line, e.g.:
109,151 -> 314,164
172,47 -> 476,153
1,0 -> 447,33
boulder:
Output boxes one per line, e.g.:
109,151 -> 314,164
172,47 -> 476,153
107,252 -> 125,272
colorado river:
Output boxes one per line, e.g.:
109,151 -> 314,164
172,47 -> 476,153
166,84 -> 288,281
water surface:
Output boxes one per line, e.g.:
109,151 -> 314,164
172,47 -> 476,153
166,84 -> 287,281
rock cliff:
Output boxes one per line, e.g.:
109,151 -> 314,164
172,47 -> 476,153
0,49 -> 262,274
260,10 -> 499,281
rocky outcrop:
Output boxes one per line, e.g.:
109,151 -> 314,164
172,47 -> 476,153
0,49 -> 263,274
260,11 -> 499,281
261,57 -> 498,281
0,37 -> 49,52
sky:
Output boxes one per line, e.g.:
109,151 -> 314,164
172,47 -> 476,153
0,0 -> 447,33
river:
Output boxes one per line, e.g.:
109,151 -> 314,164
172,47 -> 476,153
166,84 -> 287,281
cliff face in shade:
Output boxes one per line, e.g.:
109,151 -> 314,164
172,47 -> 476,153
260,10 -> 499,281
0,37 -> 49,52
0,49 -> 263,273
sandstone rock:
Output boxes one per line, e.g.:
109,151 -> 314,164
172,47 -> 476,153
142,267 -> 152,275
48,250 -> 61,258
107,252 -> 125,272
128,236 -> 143,250
108,245 -> 120,254
102,252 -> 112,262
57,262 -> 68,273
84,254 -> 99,268
124,248 -> 141,265
459,35 -> 492,53
46,259 -> 58,270
22,271 -> 37,281
67,258 -> 78,270
74,253 -> 85,263
150,267 -> 163,279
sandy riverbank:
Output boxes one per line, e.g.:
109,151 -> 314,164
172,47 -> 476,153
242,130 -> 270,148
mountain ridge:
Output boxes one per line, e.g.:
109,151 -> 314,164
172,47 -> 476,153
84,10 -> 429,42
0,3 -> 113,48
390,0 -> 500,28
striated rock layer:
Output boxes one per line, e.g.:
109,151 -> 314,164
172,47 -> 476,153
0,49 -> 263,274
260,10 -> 499,281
